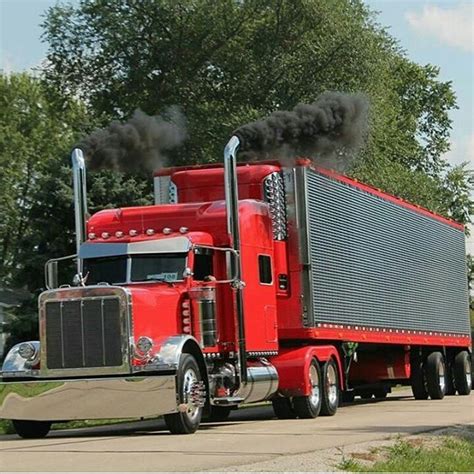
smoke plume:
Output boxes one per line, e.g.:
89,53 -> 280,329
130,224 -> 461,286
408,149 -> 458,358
234,92 -> 369,170
79,107 -> 187,173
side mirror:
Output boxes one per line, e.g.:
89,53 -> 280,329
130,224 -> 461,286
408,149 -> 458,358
183,267 -> 193,279
45,260 -> 58,290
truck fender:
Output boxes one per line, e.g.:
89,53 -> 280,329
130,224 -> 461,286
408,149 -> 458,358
1,341 -> 40,375
150,335 -> 208,391
270,345 -> 344,397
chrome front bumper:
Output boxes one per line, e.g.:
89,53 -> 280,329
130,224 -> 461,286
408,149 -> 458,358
0,375 -> 177,421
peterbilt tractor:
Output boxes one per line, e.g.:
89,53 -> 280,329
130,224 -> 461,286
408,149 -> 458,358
0,136 -> 471,438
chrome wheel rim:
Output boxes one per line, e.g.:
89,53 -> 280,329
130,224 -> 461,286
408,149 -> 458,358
183,368 -> 200,422
465,359 -> 472,387
326,364 -> 338,406
439,361 -> 446,392
309,364 -> 320,407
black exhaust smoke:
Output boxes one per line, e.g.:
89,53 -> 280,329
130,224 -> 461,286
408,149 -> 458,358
234,92 -> 369,170
79,107 -> 187,173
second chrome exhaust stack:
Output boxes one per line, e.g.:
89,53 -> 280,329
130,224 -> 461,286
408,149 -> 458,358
223,136 -> 247,385
71,148 -> 88,275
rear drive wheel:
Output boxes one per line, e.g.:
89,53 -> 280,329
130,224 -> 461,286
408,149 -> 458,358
272,397 -> 296,419
164,354 -> 205,434
320,359 -> 339,416
425,351 -> 446,400
454,351 -> 472,395
410,354 -> 428,400
12,420 -> 51,439
293,358 -> 322,419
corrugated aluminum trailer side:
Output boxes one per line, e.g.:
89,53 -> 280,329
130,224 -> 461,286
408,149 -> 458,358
294,167 -> 470,336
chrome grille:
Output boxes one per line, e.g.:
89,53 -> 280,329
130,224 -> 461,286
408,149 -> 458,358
45,297 -> 123,369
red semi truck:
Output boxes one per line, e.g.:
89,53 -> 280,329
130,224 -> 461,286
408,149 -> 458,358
0,136 -> 471,438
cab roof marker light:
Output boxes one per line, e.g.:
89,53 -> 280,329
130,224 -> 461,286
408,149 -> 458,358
129,229 -> 138,236
88,232 -> 96,240
179,227 -> 188,234
101,232 -> 110,239
115,231 -> 124,238
146,228 -> 155,236
163,227 -> 172,234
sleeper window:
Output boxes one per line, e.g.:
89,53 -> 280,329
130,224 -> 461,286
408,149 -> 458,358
258,255 -> 272,284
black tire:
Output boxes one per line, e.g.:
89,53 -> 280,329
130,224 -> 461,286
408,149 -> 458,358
411,354 -> 428,400
445,359 -> 456,396
293,358 -> 322,419
12,420 -> 51,439
205,405 -> 232,422
425,351 -> 446,400
320,359 -> 339,416
164,354 -> 205,434
272,397 -> 296,419
454,351 -> 472,395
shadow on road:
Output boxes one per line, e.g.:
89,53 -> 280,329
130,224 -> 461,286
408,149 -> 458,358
0,392 -> 414,441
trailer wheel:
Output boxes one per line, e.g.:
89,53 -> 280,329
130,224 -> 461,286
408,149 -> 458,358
164,354 -> 205,434
293,358 -> 322,419
272,397 -> 296,419
410,355 -> 428,400
445,360 -> 456,396
12,420 -> 51,439
320,359 -> 339,416
454,351 -> 472,395
425,351 -> 446,400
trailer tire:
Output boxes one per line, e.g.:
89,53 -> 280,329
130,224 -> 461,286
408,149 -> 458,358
293,358 -> 322,419
410,355 -> 428,400
454,351 -> 472,395
12,420 -> 51,439
320,359 -> 339,416
425,352 -> 446,400
272,397 -> 296,419
164,354 -> 204,434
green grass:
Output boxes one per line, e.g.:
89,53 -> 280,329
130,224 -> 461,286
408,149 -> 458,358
338,435 -> 474,472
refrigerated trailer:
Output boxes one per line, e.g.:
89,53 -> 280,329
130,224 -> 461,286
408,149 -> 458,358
0,136 -> 471,438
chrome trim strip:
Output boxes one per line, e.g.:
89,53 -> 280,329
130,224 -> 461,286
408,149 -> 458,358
79,237 -> 191,258
0,375 -> 177,421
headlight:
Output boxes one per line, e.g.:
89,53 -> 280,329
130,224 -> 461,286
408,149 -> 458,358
18,342 -> 37,361
135,337 -> 153,357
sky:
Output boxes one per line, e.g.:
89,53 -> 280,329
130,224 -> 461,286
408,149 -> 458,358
0,0 -> 473,244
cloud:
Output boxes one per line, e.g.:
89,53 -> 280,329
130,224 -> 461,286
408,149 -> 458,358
444,132 -> 474,167
405,3 -> 474,52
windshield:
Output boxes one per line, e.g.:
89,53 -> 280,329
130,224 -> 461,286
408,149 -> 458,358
83,253 -> 187,284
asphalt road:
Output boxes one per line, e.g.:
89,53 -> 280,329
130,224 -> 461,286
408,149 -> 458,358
0,389 -> 473,472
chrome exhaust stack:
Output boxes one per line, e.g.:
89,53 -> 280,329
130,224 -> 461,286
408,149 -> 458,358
71,148 -> 88,274
223,136 -> 247,385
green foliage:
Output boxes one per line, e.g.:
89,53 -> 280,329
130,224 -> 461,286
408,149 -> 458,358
339,436 -> 474,472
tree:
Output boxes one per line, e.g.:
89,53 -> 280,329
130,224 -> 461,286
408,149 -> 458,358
0,72 -> 90,286
41,0 -> 471,223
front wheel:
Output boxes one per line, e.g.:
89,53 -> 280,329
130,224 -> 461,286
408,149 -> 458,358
164,354 -> 205,434
293,358 -> 322,419
12,420 -> 51,439
320,359 -> 339,416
